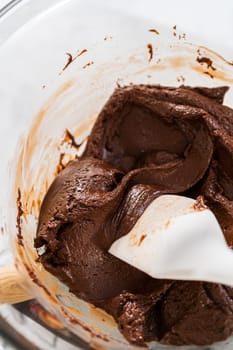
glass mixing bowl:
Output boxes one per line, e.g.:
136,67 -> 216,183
8,26 -> 233,350
1,1 -> 233,349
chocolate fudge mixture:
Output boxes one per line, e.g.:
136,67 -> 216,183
35,85 -> 233,346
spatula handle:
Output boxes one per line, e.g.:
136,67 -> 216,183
0,264 -> 32,304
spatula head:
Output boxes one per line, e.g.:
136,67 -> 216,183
109,195 -> 229,282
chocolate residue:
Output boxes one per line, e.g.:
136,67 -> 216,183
138,234 -> 147,246
179,33 -> 186,40
16,188 -> 24,246
25,264 -> 54,299
82,61 -> 94,69
62,53 -> 73,71
177,75 -> 185,83
197,56 -> 216,71
193,195 -> 208,211
104,36 -> 112,41
204,71 -> 214,79
61,129 -> 81,150
61,307 -> 109,342
147,44 -> 153,62
149,28 -> 160,35
76,48 -> 88,58
197,46 -> 233,67
56,153 -> 65,174
61,49 -> 88,73
173,24 -> 177,36
116,81 -> 121,88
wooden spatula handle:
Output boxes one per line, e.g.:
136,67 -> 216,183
0,264 -> 32,304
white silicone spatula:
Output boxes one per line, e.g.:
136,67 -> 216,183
109,195 -> 233,286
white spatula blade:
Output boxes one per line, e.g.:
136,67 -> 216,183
109,195 -> 233,284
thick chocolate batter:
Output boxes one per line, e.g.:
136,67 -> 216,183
35,84 -> 233,346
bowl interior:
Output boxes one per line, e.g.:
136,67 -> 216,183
9,26 -> 233,350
